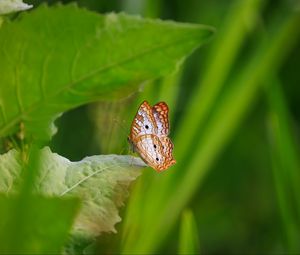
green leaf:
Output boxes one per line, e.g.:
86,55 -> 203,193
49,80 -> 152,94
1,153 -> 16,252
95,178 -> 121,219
0,147 -> 146,237
38,148 -> 145,237
0,4 -> 214,142
0,195 -> 80,254
0,0 -> 32,15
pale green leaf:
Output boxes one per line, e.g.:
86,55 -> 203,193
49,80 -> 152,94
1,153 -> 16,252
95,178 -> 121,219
0,4 -> 214,142
0,0 -> 32,15
0,147 -> 146,237
0,148 -> 22,192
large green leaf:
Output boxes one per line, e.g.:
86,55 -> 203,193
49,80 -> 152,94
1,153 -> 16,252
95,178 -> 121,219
0,147 -> 146,237
0,4 -> 214,142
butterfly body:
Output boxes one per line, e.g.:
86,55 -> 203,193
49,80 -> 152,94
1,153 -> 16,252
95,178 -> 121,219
128,101 -> 176,172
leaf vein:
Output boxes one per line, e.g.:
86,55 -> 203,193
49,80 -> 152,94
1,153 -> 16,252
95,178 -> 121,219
40,49 -> 54,100
60,163 -> 125,196
70,39 -> 80,82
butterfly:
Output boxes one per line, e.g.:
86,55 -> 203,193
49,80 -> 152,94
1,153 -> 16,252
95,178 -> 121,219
128,100 -> 176,172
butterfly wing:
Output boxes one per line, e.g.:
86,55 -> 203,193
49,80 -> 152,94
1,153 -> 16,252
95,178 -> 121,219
160,136 -> 176,163
134,135 -> 176,172
129,101 -> 157,141
152,102 -> 170,136
133,135 -> 161,169
129,101 -> 176,172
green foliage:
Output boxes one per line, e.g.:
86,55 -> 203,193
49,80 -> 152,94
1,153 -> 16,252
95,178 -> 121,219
1,0 -> 299,253
0,4 -> 214,143
0,4 -> 214,253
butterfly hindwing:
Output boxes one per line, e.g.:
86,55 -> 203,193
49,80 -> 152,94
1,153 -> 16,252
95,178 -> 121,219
135,135 -> 175,171
152,102 -> 169,136
134,135 -> 162,167
160,136 -> 175,159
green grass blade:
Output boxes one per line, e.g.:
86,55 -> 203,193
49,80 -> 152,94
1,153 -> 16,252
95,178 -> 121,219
178,209 -> 200,255
267,77 -> 300,251
174,0 -> 265,164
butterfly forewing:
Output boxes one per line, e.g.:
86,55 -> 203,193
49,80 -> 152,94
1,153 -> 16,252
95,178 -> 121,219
129,101 -> 157,140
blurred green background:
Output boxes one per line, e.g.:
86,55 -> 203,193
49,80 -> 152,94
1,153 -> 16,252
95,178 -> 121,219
23,0 -> 300,253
